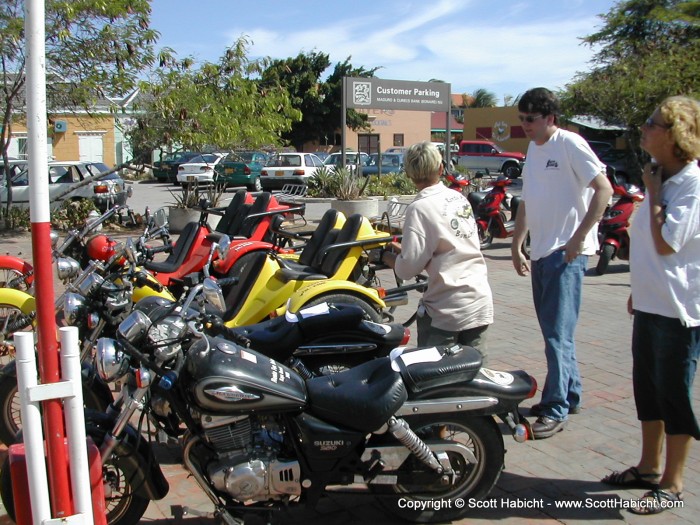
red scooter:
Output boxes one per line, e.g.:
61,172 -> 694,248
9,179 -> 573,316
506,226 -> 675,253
595,168 -> 645,275
467,175 -> 524,249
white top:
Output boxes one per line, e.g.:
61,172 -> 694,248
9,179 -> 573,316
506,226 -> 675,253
630,162 -> 700,327
394,182 -> 494,332
521,128 -> 606,260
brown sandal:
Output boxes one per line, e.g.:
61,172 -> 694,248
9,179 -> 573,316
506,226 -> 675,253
601,466 -> 660,489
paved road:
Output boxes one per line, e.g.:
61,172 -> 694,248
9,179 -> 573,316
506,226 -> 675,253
0,181 -> 697,524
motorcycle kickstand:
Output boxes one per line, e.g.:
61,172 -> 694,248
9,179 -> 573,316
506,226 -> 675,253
178,505 -> 244,525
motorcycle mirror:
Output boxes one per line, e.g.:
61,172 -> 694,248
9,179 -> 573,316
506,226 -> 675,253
124,238 -> 138,264
202,278 -> 226,314
152,207 -> 168,228
215,235 -> 231,260
474,171 -> 485,179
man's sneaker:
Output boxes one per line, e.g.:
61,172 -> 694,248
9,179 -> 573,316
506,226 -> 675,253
531,416 -> 567,439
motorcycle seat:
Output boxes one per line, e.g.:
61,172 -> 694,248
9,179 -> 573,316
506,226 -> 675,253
275,215 -> 362,283
306,357 -> 407,433
228,304 -> 368,360
212,189 -> 248,235
144,220 -> 201,274
393,345 -> 483,393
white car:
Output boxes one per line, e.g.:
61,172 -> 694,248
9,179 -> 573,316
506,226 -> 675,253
175,153 -> 226,185
260,153 -> 324,190
1,160 -> 130,211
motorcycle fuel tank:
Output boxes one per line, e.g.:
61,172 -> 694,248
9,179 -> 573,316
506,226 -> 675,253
185,336 -> 308,414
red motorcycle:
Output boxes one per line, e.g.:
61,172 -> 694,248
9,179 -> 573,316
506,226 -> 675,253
595,169 -> 645,275
442,163 -> 485,195
467,175 -> 525,249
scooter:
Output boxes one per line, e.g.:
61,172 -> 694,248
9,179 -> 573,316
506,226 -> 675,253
467,175 -> 525,250
595,168 -> 645,275
442,162 -> 484,196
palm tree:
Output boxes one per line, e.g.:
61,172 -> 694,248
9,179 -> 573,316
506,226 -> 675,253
468,88 -> 498,108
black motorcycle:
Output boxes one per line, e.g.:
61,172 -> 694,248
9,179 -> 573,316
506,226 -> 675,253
1,278 -> 536,525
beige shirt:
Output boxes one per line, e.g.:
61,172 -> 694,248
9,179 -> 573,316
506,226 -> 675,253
395,182 -> 494,331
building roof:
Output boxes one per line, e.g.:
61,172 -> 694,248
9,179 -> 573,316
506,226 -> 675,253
567,115 -> 625,131
431,112 -> 463,133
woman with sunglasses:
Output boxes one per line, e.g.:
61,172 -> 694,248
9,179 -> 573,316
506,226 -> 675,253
601,96 -> 700,515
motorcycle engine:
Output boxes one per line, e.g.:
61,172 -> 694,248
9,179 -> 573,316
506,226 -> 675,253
204,415 -> 301,501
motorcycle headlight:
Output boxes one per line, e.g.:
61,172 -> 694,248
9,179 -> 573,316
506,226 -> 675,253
57,257 -> 81,281
77,273 -> 106,297
50,230 -> 59,249
63,292 -> 88,325
96,338 -> 129,382
117,310 -> 152,344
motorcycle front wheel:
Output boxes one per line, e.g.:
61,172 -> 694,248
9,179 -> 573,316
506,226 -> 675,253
0,412 -> 151,525
596,244 -> 616,276
372,414 -> 504,523
0,371 -> 111,445
477,224 -> 493,249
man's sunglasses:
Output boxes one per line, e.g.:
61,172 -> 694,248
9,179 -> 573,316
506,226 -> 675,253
643,117 -> 671,129
518,114 -> 544,123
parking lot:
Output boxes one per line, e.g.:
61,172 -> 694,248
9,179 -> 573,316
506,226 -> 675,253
0,178 -> 698,524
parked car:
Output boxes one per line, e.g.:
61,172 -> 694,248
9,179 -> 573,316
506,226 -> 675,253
456,140 -> 525,178
323,152 -> 370,170
214,151 -> 268,191
363,153 -> 404,176
310,151 -> 330,162
596,149 -> 643,186
1,160 -> 130,211
260,152 -> 324,190
175,153 -> 226,185
153,151 -> 202,182
587,140 -> 615,158
384,147 -> 407,154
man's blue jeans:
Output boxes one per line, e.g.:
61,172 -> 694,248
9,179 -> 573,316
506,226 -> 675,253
531,250 -> 587,421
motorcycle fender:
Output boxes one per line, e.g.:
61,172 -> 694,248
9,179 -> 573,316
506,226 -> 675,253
0,255 -> 34,286
601,238 -> 621,251
85,410 -> 169,500
0,288 -> 36,315
284,281 -> 385,315
214,241 -> 276,275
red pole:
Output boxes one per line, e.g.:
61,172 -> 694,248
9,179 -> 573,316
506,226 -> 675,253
25,0 -> 73,517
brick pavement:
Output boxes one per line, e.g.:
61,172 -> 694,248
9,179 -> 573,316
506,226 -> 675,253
0,229 -> 698,524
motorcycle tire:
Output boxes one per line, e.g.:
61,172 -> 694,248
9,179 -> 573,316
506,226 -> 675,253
0,266 -> 31,292
0,410 -> 151,525
477,224 -> 493,249
0,372 -> 111,446
596,244 -> 616,276
306,293 -> 382,323
372,414 -> 504,523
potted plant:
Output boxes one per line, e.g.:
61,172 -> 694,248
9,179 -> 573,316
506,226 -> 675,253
167,180 -> 227,232
308,166 -> 379,218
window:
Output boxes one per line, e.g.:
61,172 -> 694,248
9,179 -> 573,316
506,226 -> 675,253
393,134 -> 404,147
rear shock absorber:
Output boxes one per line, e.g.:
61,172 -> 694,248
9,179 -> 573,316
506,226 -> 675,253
387,417 -> 446,474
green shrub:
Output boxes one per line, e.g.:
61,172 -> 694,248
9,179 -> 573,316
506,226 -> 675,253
50,199 -> 98,230
0,206 -> 31,230
308,167 -> 415,199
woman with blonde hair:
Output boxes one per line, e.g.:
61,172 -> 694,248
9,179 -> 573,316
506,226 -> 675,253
602,95 -> 700,515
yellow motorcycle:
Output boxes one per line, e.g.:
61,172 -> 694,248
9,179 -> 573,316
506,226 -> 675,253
216,210 -> 400,328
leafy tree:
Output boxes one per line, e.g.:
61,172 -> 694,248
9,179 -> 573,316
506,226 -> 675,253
129,37 -> 301,161
260,53 -> 378,151
561,0 -> 700,166
0,0 -> 159,208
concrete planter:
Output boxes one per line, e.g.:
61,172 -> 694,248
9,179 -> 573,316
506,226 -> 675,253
330,198 -> 378,218
167,207 -> 200,233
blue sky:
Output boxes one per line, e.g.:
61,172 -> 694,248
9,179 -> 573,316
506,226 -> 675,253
149,0 -> 619,102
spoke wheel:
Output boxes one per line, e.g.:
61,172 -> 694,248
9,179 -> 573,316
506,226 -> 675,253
0,268 -> 30,291
374,415 -> 504,523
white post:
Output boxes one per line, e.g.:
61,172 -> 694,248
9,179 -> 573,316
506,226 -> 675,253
14,332 -> 51,525
60,326 -> 94,524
